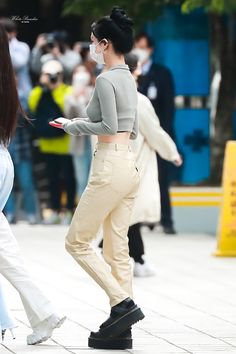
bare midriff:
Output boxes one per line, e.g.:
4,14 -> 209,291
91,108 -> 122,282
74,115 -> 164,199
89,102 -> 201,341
98,131 -> 131,144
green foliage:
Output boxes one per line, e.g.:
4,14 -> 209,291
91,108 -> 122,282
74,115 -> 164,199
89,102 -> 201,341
181,0 -> 236,14
63,0 -> 236,19
62,0 -> 180,26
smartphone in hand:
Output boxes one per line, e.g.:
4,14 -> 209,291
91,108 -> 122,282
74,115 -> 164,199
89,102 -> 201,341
49,117 -> 69,129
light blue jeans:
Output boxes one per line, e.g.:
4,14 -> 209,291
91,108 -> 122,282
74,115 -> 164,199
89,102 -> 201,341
0,145 -> 55,328
0,145 -> 14,212
0,282 -> 15,330
73,137 -> 92,198
0,145 -> 15,330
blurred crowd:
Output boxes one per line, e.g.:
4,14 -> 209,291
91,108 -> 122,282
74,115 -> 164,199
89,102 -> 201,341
0,18 -> 177,233
0,18 -> 101,226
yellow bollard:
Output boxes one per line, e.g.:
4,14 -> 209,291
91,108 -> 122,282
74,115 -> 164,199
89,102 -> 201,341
214,141 -> 236,256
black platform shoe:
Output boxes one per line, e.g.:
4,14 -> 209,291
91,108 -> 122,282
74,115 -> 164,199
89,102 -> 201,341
91,298 -> 144,339
88,328 -> 132,349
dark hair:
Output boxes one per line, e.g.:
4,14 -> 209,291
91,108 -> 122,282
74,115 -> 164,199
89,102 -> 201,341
91,6 -> 134,54
0,23 -> 20,146
124,53 -> 139,73
135,32 -> 154,49
0,18 -> 17,33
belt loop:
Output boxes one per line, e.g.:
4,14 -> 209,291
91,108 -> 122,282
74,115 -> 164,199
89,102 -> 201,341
128,145 -> 131,152
115,143 -> 118,151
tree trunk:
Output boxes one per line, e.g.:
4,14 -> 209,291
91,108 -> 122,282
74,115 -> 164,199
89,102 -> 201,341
211,14 -> 236,184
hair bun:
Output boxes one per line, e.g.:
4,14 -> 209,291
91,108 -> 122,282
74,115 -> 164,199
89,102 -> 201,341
110,6 -> 133,30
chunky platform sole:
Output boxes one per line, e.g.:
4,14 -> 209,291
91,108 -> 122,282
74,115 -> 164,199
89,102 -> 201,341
98,306 -> 144,338
88,336 -> 132,349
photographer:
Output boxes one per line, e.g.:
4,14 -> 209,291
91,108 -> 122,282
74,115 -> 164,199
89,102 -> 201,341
31,31 -> 81,83
28,60 -> 76,224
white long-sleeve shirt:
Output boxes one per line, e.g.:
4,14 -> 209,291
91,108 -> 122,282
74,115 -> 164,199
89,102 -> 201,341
9,37 -> 32,96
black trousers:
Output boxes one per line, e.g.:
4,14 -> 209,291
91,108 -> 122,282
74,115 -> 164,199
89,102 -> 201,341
43,153 -> 76,211
128,223 -> 144,263
157,154 -> 173,228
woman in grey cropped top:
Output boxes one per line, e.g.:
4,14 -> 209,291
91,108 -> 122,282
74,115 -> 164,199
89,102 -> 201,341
59,7 -> 144,350
63,64 -> 138,139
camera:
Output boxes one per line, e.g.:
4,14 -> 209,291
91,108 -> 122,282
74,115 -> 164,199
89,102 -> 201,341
45,33 -> 57,49
47,73 -> 61,84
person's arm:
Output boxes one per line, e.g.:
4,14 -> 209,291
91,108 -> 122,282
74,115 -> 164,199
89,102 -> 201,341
64,94 -> 87,119
130,110 -> 138,140
62,76 -> 118,136
139,95 -> 179,162
10,42 -> 30,70
30,46 -> 43,74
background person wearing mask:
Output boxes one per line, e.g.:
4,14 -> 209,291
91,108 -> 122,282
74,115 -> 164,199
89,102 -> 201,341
133,32 -> 177,235
28,60 -> 76,225
64,65 -> 93,200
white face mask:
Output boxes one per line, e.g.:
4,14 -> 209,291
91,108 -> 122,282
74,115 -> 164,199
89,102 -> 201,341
133,48 -> 150,64
73,72 -> 90,89
89,40 -> 107,65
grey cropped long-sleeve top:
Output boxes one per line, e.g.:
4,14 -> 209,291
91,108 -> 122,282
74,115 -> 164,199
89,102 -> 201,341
62,64 -> 138,139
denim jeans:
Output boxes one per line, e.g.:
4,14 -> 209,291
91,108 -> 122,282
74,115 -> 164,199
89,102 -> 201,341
73,137 -> 92,198
4,159 -> 37,216
0,145 -> 56,328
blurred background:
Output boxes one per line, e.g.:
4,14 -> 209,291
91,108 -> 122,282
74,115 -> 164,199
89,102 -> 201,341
0,0 -> 235,234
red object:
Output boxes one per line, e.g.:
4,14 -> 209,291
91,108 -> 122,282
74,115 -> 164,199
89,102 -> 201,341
49,121 -> 63,129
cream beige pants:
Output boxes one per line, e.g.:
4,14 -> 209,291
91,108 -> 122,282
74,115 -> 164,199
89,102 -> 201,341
65,142 -> 140,307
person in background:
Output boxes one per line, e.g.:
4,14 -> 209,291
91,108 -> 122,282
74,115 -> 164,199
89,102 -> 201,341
0,22 -> 65,346
0,18 -> 32,98
31,31 -> 81,83
125,53 -> 182,276
4,83 -> 37,225
134,32 -> 177,235
28,60 -> 76,225
64,65 -> 93,200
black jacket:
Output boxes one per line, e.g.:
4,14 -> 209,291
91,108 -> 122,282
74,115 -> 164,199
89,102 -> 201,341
138,63 -> 175,137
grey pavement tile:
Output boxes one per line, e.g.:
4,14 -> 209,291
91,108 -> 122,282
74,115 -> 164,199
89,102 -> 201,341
4,225 -> 236,354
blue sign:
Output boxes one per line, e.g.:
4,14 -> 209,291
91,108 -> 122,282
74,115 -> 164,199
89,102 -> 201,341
174,109 -> 210,184
154,40 -> 209,96
146,6 -> 209,96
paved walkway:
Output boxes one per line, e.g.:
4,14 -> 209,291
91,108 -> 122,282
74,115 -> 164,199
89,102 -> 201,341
1,224 -> 236,354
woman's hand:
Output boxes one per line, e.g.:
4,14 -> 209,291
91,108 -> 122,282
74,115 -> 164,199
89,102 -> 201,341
172,155 -> 183,167
49,117 -> 70,129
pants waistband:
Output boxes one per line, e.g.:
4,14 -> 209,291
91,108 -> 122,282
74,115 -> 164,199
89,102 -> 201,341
95,142 -> 132,152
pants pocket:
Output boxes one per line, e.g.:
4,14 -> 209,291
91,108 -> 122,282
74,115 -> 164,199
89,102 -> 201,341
89,158 -> 113,185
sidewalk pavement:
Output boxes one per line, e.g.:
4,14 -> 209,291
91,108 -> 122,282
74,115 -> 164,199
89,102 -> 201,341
1,224 -> 236,354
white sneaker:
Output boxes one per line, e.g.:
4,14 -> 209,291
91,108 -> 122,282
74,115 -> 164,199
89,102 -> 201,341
60,211 -> 72,225
44,212 -> 61,225
27,214 -> 37,225
133,262 -> 156,277
27,314 -> 66,345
